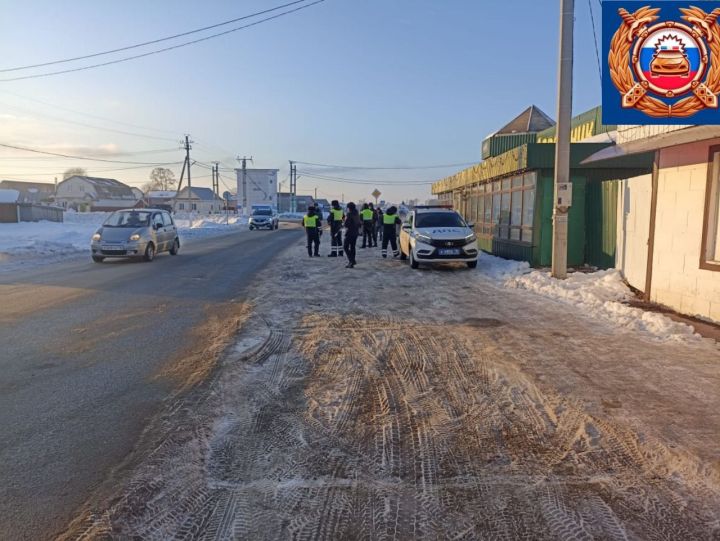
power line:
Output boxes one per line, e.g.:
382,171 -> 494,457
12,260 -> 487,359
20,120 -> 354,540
0,89 -> 179,135
298,171 -> 435,186
588,0 -> 602,83
0,0 -> 311,73
0,101 -> 179,142
0,0 -> 326,82
0,142 -> 182,165
293,160 -> 479,170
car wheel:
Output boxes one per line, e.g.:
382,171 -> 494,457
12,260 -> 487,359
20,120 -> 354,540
409,249 -> 419,269
467,261 -> 478,269
143,243 -> 155,262
92,255 -> 104,263
169,238 -> 180,255
249,225 -> 254,231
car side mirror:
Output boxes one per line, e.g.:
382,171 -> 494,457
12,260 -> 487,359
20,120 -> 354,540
154,223 -> 162,230
468,223 -> 475,229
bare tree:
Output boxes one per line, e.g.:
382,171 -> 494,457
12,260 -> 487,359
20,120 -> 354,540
148,167 -> 177,191
63,167 -> 87,180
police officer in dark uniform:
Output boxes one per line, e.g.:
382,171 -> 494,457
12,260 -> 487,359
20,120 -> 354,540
376,207 -> 384,243
343,202 -> 362,268
381,205 -> 402,258
326,200 -> 344,257
303,205 -> 321,257
360,203 -> 374,248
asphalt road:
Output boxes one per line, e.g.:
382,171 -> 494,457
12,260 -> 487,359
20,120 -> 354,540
0,225 -> 302,541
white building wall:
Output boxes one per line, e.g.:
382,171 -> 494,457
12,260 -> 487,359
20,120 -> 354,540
236,169 -> 278,214
650,141 -> 720,322
616,174 -> 651,292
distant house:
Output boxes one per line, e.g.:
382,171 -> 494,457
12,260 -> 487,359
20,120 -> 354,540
175,186 -> 223,214
277,192 -> 316,213
55,176 -> 138,211
0,180 -> 56,204
146,190 -> 177,209
314,198 -> 330,211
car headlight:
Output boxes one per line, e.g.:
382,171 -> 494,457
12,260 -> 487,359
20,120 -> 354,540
92,233 -> 101,241
129,234 -> 141,241
416,233 -> 432,244
464,233 -> 477,244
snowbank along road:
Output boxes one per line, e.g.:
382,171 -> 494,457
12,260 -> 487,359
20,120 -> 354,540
0,225 -> 302,541
65,240 -> 720,540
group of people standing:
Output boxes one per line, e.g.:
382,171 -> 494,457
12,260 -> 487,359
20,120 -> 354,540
303,200 -> 402,269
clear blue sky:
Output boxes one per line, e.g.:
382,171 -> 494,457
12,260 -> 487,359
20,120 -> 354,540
0,0 -> 604,203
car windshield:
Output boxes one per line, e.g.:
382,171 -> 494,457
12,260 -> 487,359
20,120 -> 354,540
253,209 -> 272,216
415,212 -> 466,228
103,211 -> 152,228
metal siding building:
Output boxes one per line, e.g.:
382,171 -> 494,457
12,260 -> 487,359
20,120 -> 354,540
432,143 -> 652,267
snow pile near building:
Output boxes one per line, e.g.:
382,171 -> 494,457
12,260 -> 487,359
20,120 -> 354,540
172,213 -> 249,240
478,254 -> 702,343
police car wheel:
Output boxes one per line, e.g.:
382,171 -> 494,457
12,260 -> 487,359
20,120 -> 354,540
467,261 -> 478,269
409,250 -> 419,269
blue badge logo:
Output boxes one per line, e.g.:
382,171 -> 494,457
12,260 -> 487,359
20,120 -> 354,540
603,2 -> 720,124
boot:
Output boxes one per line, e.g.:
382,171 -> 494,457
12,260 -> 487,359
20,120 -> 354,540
328,253 -> 337,257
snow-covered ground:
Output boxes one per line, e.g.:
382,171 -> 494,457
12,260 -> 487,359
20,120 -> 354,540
477,253 -> 702,343
0,211 -> 249,272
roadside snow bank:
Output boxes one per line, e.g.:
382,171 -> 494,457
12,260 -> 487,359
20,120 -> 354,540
0,211 -> 249,270
478,254 -> 702,343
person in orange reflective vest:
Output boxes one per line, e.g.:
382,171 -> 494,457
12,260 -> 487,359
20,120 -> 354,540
303,206 -> 322,257
326,200 -> 345,257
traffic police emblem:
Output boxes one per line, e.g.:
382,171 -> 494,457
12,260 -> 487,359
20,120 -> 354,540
606,4 -> 720,120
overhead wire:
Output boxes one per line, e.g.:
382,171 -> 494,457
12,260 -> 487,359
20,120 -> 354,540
298,171 -> 435,185
0,89 -> 180,135
0,142 -> 182,165
588,0 -> 603,83
0,0 -> 310,73
0,0 -> 326,82
293,160 -> 479,170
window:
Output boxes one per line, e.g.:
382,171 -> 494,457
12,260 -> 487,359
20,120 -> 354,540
472,172 -> 536,243
702,147 -> 720,269
191,203 -> 197,211
162,212 -> 174,226
179,203 -> 185,210
152,213 -> 164,228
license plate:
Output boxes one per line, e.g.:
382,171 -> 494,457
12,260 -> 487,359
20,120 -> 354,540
102,245 -> 124,252
438,248 -> 460,256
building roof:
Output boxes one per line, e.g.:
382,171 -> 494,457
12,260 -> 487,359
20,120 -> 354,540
147,190 -> 177,199
61,175 -> 135,199
0,180 -> 55,192
495,105 -> 555,135
0,189 -> 20,203
177,186 -> 220,200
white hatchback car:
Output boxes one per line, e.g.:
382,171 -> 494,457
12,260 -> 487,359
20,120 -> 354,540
399,207 -> 479,269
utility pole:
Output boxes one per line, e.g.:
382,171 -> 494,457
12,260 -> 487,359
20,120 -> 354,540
314,187 -> 317,200
289,161 -> 297,214
551,0 -> 574,279
236,156 -> 253,216
182,135 -> 194,224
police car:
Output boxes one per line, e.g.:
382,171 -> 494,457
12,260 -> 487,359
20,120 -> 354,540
399,206 -> 479,269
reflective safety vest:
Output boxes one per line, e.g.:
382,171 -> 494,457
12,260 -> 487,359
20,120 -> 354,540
331,208 -> 344,221
383,213 -> 397,225
304,215 -> 318,227
361,209 -> 374,221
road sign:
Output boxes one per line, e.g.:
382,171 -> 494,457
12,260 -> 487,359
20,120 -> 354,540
372,189 -> 381,199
